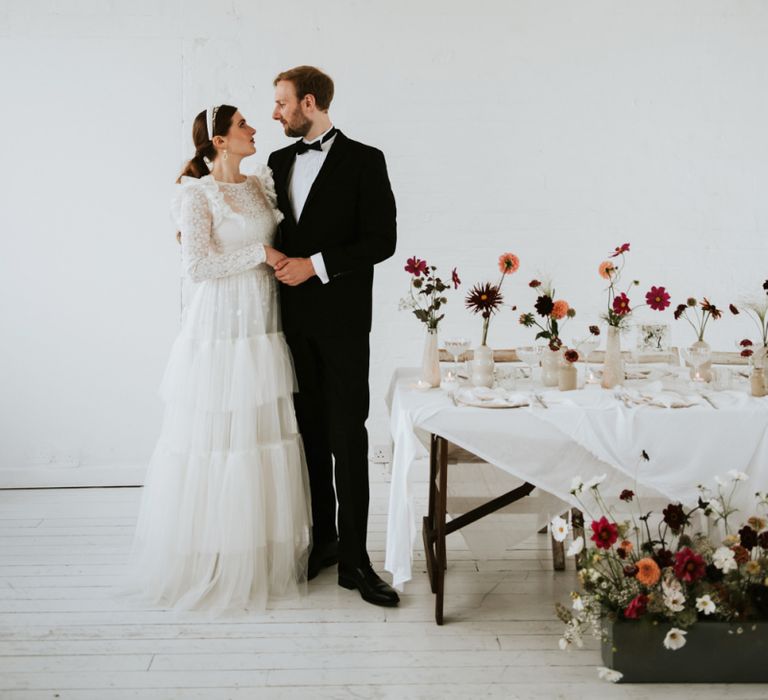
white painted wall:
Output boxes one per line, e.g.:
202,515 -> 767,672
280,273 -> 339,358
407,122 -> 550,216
1,1 -> 767,482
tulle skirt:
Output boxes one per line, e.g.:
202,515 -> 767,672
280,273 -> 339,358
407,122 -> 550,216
130,267 -> 311,612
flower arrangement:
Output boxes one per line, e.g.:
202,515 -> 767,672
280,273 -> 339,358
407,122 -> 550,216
599,243 -> 670,327
554,455 -> 768,682
465,252 -> 519,346
731,280 -> 768,351
400,257 -> 460,330
673,297 -> 726,342
519,280 -> 575,350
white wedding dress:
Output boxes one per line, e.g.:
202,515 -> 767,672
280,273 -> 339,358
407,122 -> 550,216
130,167 -> 311,612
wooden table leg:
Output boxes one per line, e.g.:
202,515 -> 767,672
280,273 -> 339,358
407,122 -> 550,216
434,435 -> 448,625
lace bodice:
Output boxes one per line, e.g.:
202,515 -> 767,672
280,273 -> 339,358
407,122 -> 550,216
172,166 -> 284,284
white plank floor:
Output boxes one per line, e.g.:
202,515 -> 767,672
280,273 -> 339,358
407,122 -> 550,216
1,465 -> 767,699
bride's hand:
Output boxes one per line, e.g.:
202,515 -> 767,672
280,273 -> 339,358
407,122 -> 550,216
265,246 -> 287,268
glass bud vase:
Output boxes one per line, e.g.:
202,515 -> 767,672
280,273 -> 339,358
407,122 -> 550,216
688,339 -> 712,382
471,344 -> 495,388
541,346 -> 562,387
420,327 -> 441,388
601,326 -> 624,389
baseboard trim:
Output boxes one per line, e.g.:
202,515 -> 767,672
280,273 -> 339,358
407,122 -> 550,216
0,466 -> 147,489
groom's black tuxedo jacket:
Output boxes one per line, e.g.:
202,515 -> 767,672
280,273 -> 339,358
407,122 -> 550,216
267,131 -> 397,337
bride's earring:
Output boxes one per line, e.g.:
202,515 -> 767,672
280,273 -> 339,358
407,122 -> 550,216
223,149 -> 229,162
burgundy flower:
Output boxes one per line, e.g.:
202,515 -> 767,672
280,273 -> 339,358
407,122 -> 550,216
405,256 -> 428,277
730,303 -> 740,315
589,325 -> 600,336
653,548 -> 675,569
757,531 -> 768,550
451,267 -> 461,289
590,516 -> 619,550
742,349 -> 754,358
465,283 -> 503,318
739,526 -> 758,550
740,339 -> 754,347
549,337 -> 563,351
564,349 -> 579,363
624,565 -> 639,577
733,545 -> 750,565
645,286 -> 671,311
534,294 -> 554,317
673,547 -> 706,583
610,242 -> 631,258
701,297 -> 722,319
620,489 -> 635,502
617,546 -> 628,559
624,594 -> 648,619
764,280 -> 768,292
519,312 -> 535,327
673,303 -> 687,320
612,293 -> 631,316
529,279 -> 541,288
662,503 -> 689,533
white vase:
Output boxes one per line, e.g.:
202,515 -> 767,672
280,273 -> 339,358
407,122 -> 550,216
471,344 -> 495,388
688,339 -> 713,382
558,362 -> 577,391
420,328 -> 441,388
601,326 -> 624,389
541,347 -> 562,387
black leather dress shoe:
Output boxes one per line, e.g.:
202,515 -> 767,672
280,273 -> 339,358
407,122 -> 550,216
338,564 -> 400,606
307,540 -> 338,581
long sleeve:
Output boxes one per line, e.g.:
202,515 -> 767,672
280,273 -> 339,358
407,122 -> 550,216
179,184 -> 266,283
320,149 -> 397,279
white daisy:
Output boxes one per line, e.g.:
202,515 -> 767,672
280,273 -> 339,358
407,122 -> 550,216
567,536 -> 584,556
585,474 -> 607,490
596,666 -> 623,682
572,594 -> 585,611
570,476 -> 584,494
663,627 -> 687,650
713,546 -> 738,573
695,594 -> 716,615
558,637 -> 569,650
550,515 -> 569,542
727,469 -> 749,482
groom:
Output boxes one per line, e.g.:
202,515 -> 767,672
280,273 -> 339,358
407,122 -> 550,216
268,66 -> 398,606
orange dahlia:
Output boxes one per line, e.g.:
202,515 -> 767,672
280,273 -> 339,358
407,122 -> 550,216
551,299 -> 570,320
498,253 -> 520,275
635,557 -> 661,586
598,260 -> 615,279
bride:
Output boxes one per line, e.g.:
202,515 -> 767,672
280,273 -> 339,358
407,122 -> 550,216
130,105 -> 311,611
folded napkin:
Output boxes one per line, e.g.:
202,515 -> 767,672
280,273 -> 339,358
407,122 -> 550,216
455,386 -> 529,408
615,382 -> 703,409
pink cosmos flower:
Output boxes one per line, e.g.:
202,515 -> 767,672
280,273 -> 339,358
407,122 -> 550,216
405,256 -> 428,277
612,293 -> 631,316
645,286 -> 671,311
610,243 -> 631,258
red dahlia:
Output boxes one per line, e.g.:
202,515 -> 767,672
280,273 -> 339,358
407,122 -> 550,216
673,547 -> 706,583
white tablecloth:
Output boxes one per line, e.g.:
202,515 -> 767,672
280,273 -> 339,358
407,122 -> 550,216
384,368 -> 768,590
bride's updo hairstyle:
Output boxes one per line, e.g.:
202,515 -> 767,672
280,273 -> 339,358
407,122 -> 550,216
176,104 -> 238,182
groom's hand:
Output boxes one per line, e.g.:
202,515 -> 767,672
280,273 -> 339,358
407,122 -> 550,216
274,257 -> 316,286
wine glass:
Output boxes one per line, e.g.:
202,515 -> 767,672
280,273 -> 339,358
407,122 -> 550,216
572,337 -> 599,384
516,345 -> 543,384
444,337 -> 471,377
682,344 -> 711,384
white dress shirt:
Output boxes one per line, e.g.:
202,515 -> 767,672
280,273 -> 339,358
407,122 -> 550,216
287,125 -> 337,285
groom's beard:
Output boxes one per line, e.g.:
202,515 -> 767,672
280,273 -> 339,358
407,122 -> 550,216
283,113 -> 312,138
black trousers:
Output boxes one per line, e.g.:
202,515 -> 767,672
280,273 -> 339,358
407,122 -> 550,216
286,332 -> 371,569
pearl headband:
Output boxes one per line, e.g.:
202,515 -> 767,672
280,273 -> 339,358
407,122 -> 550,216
206,105 -> 220,141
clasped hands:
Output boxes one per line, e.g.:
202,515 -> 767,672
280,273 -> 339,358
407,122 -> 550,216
265,246 -> 315,286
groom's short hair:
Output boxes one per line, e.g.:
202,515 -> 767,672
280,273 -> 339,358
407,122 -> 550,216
274,66 -> 334,111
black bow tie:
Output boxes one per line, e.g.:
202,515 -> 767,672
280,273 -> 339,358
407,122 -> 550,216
295,127 -> 337,155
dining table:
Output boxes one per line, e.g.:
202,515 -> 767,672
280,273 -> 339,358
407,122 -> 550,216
384,362 -> 768,623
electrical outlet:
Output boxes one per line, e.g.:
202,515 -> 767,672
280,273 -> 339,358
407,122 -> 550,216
370,444 -> 392,464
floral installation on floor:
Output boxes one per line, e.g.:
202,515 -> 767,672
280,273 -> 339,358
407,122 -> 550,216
552,453 -> 768,683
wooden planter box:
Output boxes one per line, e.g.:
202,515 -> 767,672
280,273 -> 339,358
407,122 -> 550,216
602,619 -> 768,683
